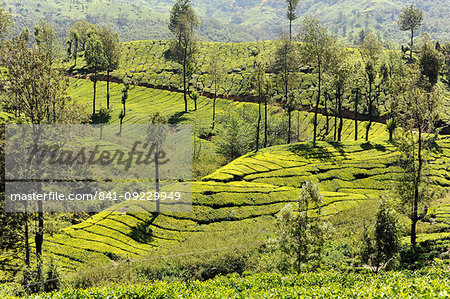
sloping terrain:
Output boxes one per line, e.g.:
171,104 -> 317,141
3,0 -> 450,42
15,136 -> 448,273
68,78 -> 390,143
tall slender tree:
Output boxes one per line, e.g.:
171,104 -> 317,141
398,5 -> 423,60
286,0 -> 300,40
167,0 -> 199,112
119,78 -> 130,135
251,61 -> 269,151
207,52 -> 225,130
329,46 -> 351,142
299,17 -> 336,145
396,75 -> 441,247
85,35 -> 107,115
98,27 -> 121,109
34,19 -> 59,65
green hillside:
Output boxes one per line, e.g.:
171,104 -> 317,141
3,0 -> 450,43
68,78 -> 390,144
14,74 -> 449,274
67,40 -> 450,125
6,135 -> 447,274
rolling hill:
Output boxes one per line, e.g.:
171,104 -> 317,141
3,0 -> 450,43
1,79 -> 447,278
9,137 -> 448,275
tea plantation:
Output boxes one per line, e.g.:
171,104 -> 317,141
17,138 -> 449,274
22,265 -> 450,298
67,78 -> 389,142
5,77 -> 434,274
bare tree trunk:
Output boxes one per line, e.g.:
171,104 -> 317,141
338,90 -> 343,142
93,78 -> 97,115
183,56 -> 187,113
365,84 -> 372,141
410,29 -> 414,60
313,64 -> 321,145
155,151 -> 160,214
411,128 -> 422,247
264,96 -> 268,147
24,211 -> 30,267
106,70 -> 110,109
324,92 -> 329,136
354,89 -> 359,141
256,99 -> 261,150
212,91 -> 216,130
288,110 -> 292,144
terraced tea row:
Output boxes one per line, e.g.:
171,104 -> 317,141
28,137 -> 448,272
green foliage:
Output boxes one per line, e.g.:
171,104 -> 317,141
23,265 -> 450,298
0,2 -> 12,37
360,199 -> 402,272
276,180 -> 329,272
419,41 -> 444,87
215,108 -> 255,162
85,36 -> 106,73
398,5 -> 424,59
34,19 -> 60,65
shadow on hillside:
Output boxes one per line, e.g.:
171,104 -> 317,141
128,213 -> 158,244
360,142 -> 387,152
168,111 -> 188,124
326,141 -> 346,157
288,143 -> 334,162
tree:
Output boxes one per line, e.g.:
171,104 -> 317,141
0,38 -> 85,282
190,90 -> 199,111
34,19 -> 59,65
398,5 -> 423,60
0,3 -> 12,38
386,117 -> 397,142
299,17 -> 336,145
285,91 -> 298,144
361,32 -> 383,62
419,41 -> 444,88
360,199 -> 401,272
276,180 -> 328,272
67,31 -> 79,66
91,107 -> 112,139
395,76 -> 441,247
216,108 -> 255,162
286,0 -> 300,40
273,31 -> 298,129
329,46 -> 351,142
119,78 -> 130,135
19,27 -> 30,43
207,52 -> 225,130
364,59 -> 377,141
85,35 -> 107,115
98,27 -> 121,109
167,0 -> 199,113
69,21 -> 97,52
351,61 -> 366,141
147,112 -> 169,214
251,61 -> 269,150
